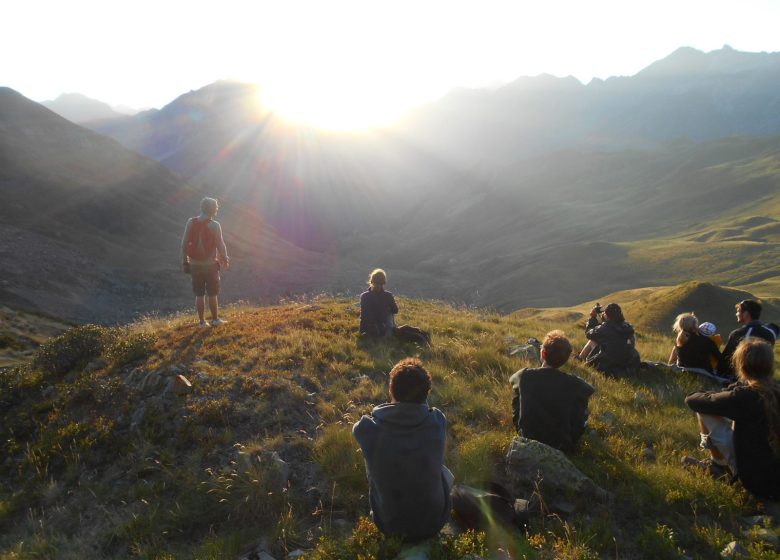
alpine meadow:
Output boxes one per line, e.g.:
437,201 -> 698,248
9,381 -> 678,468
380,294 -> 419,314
1,37 -> 780,560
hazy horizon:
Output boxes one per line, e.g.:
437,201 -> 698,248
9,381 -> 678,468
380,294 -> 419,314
5,0 -> 780,129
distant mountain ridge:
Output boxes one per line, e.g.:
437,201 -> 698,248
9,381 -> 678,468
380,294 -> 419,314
41,92 -> 137,124
398,45 -> 780,163
2,45 -> 780,321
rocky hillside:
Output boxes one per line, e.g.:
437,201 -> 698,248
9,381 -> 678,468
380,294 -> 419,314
1,292 -> 778,559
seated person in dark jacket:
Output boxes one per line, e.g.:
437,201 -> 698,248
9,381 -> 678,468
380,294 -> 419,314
510,330 -> 595,453
359,268 -> 399,337
352,358 -> 452,540
717,299 -> 778,380
577,302 -> 641,376
668,312 -> 721,373
684,340 -> 780,499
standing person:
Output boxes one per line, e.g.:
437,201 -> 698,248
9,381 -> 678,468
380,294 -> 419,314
359,268 -> 398,337
577,303 -> 641,376
181,197 -> 230,327
668,313 -> 721,373
684,340 -> 780,499
718,300 -> 777,380
510,330 -> 595,453
353,358 -> 452,540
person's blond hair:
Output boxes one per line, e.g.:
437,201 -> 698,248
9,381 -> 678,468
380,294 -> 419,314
368,268 -> 387,290
200,197 -> 219,217
673,313 -> 699,346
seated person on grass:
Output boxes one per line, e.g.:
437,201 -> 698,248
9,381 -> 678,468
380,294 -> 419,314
577,302 -> 641,376
684,339 -> 780,499
717,299 -> 778,381
510,330 -> 595,453
359,268 -> 398,338
698,321 -> 723,372
352,358 -> 453,540
668,313 -> 721,373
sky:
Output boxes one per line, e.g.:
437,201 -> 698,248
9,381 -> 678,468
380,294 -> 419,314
4,0 -> 780,129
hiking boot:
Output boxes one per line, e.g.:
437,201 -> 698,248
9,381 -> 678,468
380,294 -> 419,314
681,456 -> 733,480
198,320 -> 208,328
210,318 -> 227,327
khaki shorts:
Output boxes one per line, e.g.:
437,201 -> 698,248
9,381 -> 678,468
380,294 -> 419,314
191,262 -> 220,297
699,413 -> 737,474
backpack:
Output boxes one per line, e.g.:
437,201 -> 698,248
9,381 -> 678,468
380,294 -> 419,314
186,217 -> 216,261
393,324 -> 431,346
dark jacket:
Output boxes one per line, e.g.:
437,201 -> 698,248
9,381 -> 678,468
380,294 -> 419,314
677,333 -> 721,373
509,367 -> 595,452
352,402 -> 451,539
718,321 -> 777,379
686,383 -> 780,499
585,317 -> 641,375
359,290 -> 398,336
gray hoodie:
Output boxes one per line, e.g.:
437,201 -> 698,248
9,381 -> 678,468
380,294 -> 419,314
352,402 -> 451,539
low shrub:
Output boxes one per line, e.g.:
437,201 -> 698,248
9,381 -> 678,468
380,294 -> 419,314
104,329 -> 157,367
32,325 -> 116,375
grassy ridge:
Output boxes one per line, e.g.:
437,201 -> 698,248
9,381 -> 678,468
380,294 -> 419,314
0,294 -> 778,559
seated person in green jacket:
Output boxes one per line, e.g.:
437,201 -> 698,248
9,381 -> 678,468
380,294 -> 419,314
510,330 -> 595,453
684,339 -> 780,499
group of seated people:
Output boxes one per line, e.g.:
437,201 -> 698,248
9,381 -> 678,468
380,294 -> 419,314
354,270 -> 780,541
668,299 -> 779,381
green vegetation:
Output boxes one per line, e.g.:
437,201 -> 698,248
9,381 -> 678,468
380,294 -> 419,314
0,294 -> 778,559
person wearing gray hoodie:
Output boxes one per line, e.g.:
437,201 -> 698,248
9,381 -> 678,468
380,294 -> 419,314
353,358 -> 452,540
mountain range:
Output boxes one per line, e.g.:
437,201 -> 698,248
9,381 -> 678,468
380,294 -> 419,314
42,92 -> 139,123
2,45 -> 779,322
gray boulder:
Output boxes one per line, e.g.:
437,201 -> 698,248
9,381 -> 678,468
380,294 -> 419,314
236,448 -> 290,490
504,437 -> 607,507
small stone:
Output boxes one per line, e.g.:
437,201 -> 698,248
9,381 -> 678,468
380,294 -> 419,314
287,550 -> 306,560
741,515 -> 773,528
171,374 -> 192,396
395,542 -> 431,560
599,412 -> 615,426
744,528 -> 779,549
721,541 -> 750,558
550,500 -> 576,517
514,498 -> 530,514
84,359 -> 107,372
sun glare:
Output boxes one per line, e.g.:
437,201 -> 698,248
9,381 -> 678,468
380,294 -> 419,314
258,80 -> 411,131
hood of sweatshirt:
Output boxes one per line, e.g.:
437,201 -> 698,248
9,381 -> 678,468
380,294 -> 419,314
370,402 -> 438,428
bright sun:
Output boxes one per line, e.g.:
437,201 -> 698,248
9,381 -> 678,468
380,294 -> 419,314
258,78 -> 413,131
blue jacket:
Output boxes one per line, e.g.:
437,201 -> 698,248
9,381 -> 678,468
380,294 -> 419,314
353,402 -> 451,539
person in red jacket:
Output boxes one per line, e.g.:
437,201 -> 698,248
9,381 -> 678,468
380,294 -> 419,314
181,197 -> 230,327
684,339 -> 780,499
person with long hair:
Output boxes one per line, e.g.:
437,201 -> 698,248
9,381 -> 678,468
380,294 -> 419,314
684,339 -> 780,499
668,312 -> 721,373
576,302 -> 641,376
359,268 -> 398,337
